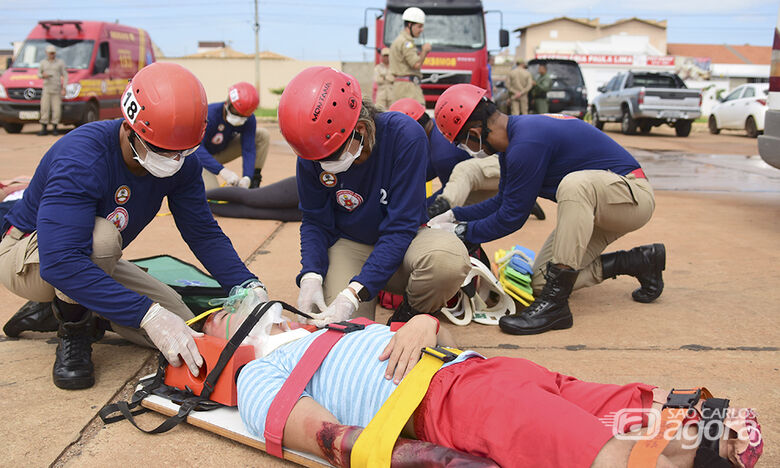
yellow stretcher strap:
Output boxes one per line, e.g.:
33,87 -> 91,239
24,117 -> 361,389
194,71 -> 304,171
350,346 -> 462,468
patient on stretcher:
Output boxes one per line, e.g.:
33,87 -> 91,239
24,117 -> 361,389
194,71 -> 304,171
201,306 -> 763,468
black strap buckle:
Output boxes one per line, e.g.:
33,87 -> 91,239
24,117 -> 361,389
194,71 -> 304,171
663,388 -> 702,410
421,346 -> 459,363
325,321 -> 365,334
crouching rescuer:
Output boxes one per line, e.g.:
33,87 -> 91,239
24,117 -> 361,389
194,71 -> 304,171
0,63 -> 268,389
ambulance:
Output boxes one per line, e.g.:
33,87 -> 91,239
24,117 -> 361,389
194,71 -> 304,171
0,20 -> 155,133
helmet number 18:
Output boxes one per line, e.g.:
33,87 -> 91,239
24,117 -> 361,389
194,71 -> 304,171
123,90 -> 140,124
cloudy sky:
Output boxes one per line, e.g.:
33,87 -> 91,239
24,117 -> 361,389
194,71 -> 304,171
3,0 -> 777,60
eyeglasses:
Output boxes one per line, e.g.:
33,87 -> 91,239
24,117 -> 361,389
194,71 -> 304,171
134,132 -> 199,159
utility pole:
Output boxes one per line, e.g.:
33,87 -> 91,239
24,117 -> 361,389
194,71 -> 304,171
254,0 -> 261,108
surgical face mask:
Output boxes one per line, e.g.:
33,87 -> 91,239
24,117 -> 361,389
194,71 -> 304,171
129,133 -> 187,178
320,132 -> 363,174
458,132 -> 490,159
225,104 -> 248,127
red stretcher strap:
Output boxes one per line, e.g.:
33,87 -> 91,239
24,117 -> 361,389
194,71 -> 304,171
263,317 -> 375,458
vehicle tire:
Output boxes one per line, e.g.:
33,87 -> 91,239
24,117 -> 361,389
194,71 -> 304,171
78,102 -> 99,127
639,121 -> 652,134
3,123 -> 23,134
708,115 -> 720,134
745,116 -> 758,138
621,108 -> 636,135
591,107 -> 604,130
675,119 -> 692,137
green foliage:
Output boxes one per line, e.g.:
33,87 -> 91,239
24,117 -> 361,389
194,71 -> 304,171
254,107 -> 278,119
269,86 -> 285,95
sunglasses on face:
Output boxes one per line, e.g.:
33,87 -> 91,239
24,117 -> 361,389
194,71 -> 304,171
134,132 -> 199,159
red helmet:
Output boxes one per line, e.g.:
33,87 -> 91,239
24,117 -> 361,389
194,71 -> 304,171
278,66 -> 362,160
434,84 -> 487,143
389,98 -> 425,121
121,63 -> 207,150
228,82 -> 259,116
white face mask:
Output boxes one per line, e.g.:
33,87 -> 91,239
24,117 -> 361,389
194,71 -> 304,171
458,132 -> 490,159
320,133 -> 363,174
225,105 -> 248,127
129,135 -> 186,178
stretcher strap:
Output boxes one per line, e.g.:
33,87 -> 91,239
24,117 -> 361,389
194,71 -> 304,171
264,317 -> 375,459
351,347 -> 462,468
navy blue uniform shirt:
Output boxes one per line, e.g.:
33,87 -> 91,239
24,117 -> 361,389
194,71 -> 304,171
194,102 -> 258,177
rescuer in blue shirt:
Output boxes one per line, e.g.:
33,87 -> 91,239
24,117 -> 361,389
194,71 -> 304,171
0,64 -> 267,390
277,67 -> 470,327
431,84 -> 665,336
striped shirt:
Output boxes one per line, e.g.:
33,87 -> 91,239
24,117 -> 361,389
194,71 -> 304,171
236,323 -> 482,439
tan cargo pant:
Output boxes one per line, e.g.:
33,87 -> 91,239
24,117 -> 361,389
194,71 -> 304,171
392,80 -> 424,106
202,127 -> 271,191
530,170 -> 655,294
510,96 -> 529,115
440,156 -> 501,207
0,217 -> 193,346
39,90 -> 62,125
323,228 -> 470,320
376,86 -> 393,109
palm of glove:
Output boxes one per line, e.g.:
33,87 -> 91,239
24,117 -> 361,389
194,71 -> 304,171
297,276 -> 327,317
141,304 -> 203,376
307,291 -> 357,328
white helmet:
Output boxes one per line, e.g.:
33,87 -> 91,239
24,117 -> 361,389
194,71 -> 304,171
402,7 -> 426,24
440,257 -> 516,326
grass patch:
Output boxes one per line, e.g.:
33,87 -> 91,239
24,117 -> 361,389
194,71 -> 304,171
255,107 -> 278,119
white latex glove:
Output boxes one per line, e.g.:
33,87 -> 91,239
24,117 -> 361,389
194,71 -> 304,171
140,303 -> 204,376
218,167 -> 240,186
429,222 -> 458,233
238,176 -> 251,189
428,209 -> 456,227
244,279 -> 269,303
297,273 -> 327,316
308,289 -> 358,328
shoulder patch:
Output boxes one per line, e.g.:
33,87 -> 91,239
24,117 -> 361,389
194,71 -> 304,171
405,42 -> 414,49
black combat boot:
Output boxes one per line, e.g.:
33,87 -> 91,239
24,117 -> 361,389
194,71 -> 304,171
531,201 -> 546,220
601,243 -> 665,303
51,124 -> 59,136
249,168 -> 263,188
3,301 -> 58,337
426,197 -> 451,219
52,298 -> 95,390
386,296 -> 425,325
499,263 -> 578,335
37,124 -> 48,136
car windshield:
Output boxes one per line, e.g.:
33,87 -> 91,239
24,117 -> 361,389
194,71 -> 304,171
628,74 -> 683,89
11,39 -> 94,69
384,10 -> 485,50
528,62 -> 584,88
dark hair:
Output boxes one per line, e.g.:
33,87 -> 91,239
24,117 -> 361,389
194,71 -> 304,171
322,98 -> 382,159
416,111 -> 431,129
455,98 -> 497,142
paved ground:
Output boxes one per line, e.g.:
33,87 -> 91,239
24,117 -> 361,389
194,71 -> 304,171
0,122 -> 778,467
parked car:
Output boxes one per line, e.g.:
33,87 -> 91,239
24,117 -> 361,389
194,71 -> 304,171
527,58 -> 588,118
758,7 -> 780,168
591,71 -> 701,137
708,83 -> 769,138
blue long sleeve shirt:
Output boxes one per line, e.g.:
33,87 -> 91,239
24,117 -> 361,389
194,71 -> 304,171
296,112 -> 428,298
193,102 -> 258,177
428,121 -> 470,186
3,120 -> 256,327
452,115 -> 641,244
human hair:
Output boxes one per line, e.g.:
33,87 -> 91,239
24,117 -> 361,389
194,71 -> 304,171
456,98 -> 498,142
358,97 -> 381,152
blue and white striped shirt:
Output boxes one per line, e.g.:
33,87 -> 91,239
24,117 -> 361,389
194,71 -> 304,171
236,323 -> 481,439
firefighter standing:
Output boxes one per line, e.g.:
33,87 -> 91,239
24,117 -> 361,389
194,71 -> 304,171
507,60 -> 534,115
374,48 -> 394,109
532,63 -> 552,114
37,45 -> 67,136
389,7 -> 431,106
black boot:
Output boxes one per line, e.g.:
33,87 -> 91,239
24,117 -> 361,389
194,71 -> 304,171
427,197 -> 451,219
601,243 -> 665,303
386,296 -> 424,325
3,301 -> 58,337
51,124 -> 59,136
37,124 -> 48,136
52,298 -> 95,390
249,168 -> 262,188
499,263 -> 578,335
531,201 -> 546,220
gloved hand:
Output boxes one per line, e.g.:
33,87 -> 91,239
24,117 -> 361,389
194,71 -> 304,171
308,288 -> 358,328
218,167 -> 240,186
244,279 -> 269,303
140,303 -> 204,376
428,209 -> 456,227
238,176 -> 251,189
297,273 -> 327,316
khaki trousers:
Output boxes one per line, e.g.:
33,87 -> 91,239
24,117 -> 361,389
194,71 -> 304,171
202,127 -> 271,191
323,228 -> 470,320
510,96 -> 529,115
392,81 -> 424,106
39,90 -> 62,125
0,217 -> 193,346
440,156 -> 501,207
376,86 -> 393,109
530,171 -> 655,294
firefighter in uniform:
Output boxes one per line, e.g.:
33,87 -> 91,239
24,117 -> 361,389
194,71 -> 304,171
374,48 -> 394,109
389,7 -> 431,106
507,59 -> 534,115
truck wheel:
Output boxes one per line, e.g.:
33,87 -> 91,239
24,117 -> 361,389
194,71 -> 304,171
79,102 -> 99,127
591,108 -> 604,130
745,116 -> 758,138
3,123 -> 23,134
675,120 -> 692,137
639,121 -> 652,134
621,109 -> 636,135
708,115 -> 720,134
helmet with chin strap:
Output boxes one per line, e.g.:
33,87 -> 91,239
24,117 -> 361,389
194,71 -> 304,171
433,83 -> 487,143
402,7 -> 425,24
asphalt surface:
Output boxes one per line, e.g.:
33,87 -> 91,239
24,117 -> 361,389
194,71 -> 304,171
0,121 -> 777,467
